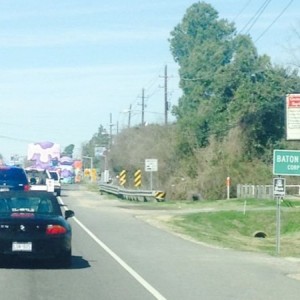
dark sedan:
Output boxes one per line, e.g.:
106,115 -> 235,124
0,165 -> 30,191
0,191 -> 74,267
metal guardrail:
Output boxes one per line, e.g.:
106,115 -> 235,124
99,183 -> 166,202
101,183 -> 299,201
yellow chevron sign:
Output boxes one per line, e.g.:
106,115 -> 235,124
134,169 -> 142,187
119,170 -> 126,186
155,191 -> 166,201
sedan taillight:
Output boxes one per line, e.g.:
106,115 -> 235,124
24,184 -> 30,191
46,225 -> 67,235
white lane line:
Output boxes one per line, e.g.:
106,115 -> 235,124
58,196 -> 167,299
73,216 -> 167,300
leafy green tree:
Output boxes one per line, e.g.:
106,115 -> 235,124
169,2 -> 236,155
82,2 -> 300,200
81,125 -> 110,168
61,144 -> 75,158
169,1 -> 300,161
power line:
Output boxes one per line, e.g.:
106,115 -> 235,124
0,135 -> 34,143
233,0 -> 253,22
238,0 -> 272,34
126,66 -> 163,115
254,0 -> 294,43
245,0 -> 272,34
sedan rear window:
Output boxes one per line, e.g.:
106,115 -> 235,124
0,168 -> 27,182
0,196 -> 56,215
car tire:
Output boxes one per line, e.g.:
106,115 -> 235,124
56,190 -> 61,196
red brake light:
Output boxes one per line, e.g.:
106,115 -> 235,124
46,225 -> 67,235
24,184 -> 30,191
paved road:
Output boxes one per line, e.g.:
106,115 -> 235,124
1,184 -> 300,300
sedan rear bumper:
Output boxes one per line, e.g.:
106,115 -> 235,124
0,234 -> 71,259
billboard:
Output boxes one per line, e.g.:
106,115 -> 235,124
27,142 -> 61,170
286,94 -> 300,140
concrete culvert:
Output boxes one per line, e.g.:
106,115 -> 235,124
192,194 -> 199,201
253,231 -> 267,238
191,193 -> 202,201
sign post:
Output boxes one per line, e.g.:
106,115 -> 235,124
273,177 -> 285,255
145,159 -> 158,190
226,176 -> 230,200
276,195 -> 281,255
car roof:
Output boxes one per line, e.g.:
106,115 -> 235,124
0,166 -> 29,184
0,165 -> 25,170
25,169 -> 45,172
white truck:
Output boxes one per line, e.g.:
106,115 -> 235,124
25,169 -> 61,196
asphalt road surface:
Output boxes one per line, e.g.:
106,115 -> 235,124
1,184 -> 300,300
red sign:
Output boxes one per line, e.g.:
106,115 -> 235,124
286,94 -> 300,140
288,94 -> 300,108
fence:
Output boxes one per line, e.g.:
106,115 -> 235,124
237,184 -> 300,199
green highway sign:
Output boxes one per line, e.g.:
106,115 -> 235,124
273,149 -> 300,176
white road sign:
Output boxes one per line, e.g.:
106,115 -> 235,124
145,159 -> 158,172
273,178 -> 286,196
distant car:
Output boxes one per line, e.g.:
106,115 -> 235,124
25,169 -> 62,196
0,166 -> 30,192
48,170 -> 62,196
25,169 -> 48,185
0,191 -> 74,267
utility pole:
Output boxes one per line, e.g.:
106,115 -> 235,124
109,113 -> 113,149
164,65 -> 168,125
128,104 -> 132,128
137,88 -> 146,126
141,88 -> 145,126
160,65 -> 169,125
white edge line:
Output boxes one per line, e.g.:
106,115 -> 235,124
73,216 -> 167,300
58,197 -> 167,300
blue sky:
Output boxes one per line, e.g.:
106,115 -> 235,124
0,0 -> 299,161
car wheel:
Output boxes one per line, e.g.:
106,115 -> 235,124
56,190 -> 61,196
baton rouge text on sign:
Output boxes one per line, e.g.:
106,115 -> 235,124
276,155 -> 300,170
273,150 -> 300,175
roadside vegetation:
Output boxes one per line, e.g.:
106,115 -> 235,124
167,201 -> 300,257
86,182 -> 300,257
81,2 -> 300,201
108,195 -> 300,257
80,2 -> 300,258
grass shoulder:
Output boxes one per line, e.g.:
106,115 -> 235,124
92,186 -> 300,257
161,197 -> 300,257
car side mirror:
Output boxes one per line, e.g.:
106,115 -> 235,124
65,210 -> 75,219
